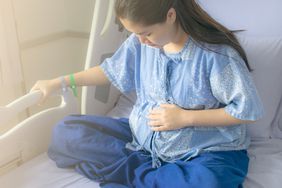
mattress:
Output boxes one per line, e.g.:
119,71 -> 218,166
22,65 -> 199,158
1,94 -> 282,188
0,94 -> 135,188
1,0 -> 281,187
244,138 -> 282,188
0,153 -> 100,188
0,137 -> 281,188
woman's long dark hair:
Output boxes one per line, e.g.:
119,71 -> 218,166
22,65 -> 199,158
115,0 -> 252,71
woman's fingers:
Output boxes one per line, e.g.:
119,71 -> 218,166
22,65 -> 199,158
29,82 -> 39,93
29,81 -> 47,105
148,120 -> 162,127
151,126 -> 168,132
149,108 -> 163,115
37,90 -> 45,105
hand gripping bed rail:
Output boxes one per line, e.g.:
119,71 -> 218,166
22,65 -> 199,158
0,89 -> 79,175
0,89 -> 78,137
0,91 -> 42,128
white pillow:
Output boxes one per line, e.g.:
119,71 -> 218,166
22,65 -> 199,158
199,0 -> 282,139
239,36 -> 282,139
107,36 -> 282,139
106,0 -> 282,138
271,93 -> 282,138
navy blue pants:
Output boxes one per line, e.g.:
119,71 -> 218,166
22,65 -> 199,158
48,115 -> 249,188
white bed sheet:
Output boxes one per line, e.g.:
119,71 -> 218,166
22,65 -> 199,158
0,153 -> 100,188
244,139 -> 282,188
1,94 -> 282,188
1,138 -> 282,188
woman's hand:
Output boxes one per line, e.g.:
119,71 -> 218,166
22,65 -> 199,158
147,104 -> 192,131
29,78 -> 61,105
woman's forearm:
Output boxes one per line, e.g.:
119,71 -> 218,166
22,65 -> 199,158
51,65 -> 110,88
183,108 -> 254,127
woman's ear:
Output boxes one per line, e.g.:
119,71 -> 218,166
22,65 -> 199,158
166,8 -> 177,24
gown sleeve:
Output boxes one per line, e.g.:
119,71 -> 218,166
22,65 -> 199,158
100,34 -> 140,94
209,47 -> 264,121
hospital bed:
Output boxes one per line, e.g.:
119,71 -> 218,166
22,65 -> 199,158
0,0 -> 282,187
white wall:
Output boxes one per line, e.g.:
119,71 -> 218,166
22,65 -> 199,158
12,0 -> 95,116
0,0 -> 25,134
0,0 -> 94,133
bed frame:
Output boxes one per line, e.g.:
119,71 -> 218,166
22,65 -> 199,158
0,0 -> 124,176
1,1 -> 282,188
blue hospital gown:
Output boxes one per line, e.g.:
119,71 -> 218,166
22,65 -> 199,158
48,33 -> 264,188
100,34 -> 264,167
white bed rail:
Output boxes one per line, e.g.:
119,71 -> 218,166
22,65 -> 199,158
0,89 -> 79,175
0,0 -> 125,176
0,91 -> 42,127
82,0 -> 126,116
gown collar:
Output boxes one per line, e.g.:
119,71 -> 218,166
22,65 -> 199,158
158,36 -> 196,64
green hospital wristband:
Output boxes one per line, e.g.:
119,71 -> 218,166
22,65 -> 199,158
69,74 -> 78,97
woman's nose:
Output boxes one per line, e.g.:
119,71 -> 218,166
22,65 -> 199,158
138,35 -> 149,44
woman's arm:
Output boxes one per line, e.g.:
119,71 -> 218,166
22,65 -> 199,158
51,65 -> 110,89
30,65 -> 110,104
182,107 -> 254,127
148,104 -> 255,131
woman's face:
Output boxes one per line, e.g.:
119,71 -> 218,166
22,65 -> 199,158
119,8 -> 178,48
